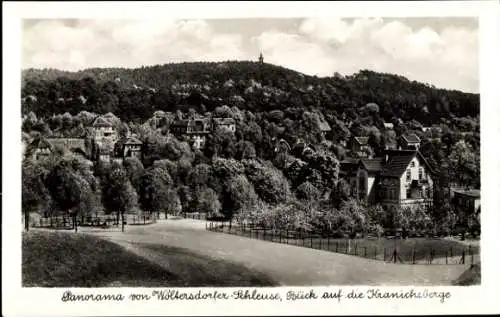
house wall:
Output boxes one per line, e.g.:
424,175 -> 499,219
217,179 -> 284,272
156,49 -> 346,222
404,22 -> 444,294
355,168 -> 377,202
474,198 -> 481,213
367,175 -> 376,202
399,156 -> 433,201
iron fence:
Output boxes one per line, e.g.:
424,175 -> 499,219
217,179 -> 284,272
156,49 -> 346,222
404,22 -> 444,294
206,221 -> 479,265
29,213 -> 158,232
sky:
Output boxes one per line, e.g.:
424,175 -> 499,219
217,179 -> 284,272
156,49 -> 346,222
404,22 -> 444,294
22,17 -> 479,93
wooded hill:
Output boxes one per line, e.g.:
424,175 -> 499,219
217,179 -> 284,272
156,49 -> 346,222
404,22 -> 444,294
22,61 -> 479,124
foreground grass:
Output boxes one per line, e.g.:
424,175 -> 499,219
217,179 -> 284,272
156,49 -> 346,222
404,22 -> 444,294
22,231 -> 276,287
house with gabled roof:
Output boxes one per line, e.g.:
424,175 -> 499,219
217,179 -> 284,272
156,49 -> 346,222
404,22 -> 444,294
399,133 -> 421,150
377,150 -> 434,209
170,118 -> 212,149
114,135 -> 143,160
212,117 -> 236,133
28,137 -> 90,161
92,115 -> 117,146
355,157 -> 386,203
349,136 -> 371,157
340,149 -> 435,209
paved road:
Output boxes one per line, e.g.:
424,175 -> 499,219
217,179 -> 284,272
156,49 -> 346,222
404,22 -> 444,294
88,219 -> 467,286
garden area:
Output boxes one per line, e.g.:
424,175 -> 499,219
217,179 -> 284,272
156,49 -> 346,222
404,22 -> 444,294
204,196 -> 480,266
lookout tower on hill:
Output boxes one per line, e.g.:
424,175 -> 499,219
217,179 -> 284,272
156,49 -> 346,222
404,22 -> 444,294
258,52 -> 264,64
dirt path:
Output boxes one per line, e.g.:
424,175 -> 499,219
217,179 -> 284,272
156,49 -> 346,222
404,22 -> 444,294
88,219 -> 468,286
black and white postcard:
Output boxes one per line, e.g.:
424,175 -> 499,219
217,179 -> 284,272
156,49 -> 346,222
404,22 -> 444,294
3,1 -> 500,316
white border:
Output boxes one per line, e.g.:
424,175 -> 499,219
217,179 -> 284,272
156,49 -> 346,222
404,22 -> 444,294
3,1 -> 500,316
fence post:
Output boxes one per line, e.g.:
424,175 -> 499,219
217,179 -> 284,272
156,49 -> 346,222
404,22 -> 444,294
286,229 -> 289,244
355,243 -> 358,256
73,214 -> 77,233
446,251 -> 448,265
310,235 -> 313,248
264,227 -> 266,241
393,249 -> 397,263
303,235 -> 305,246
336,242 -> 339,253
461,249 -> 466,264
319,237 -> 322,250
364,247 -> 367,258
121,213 -> 125,232
279,229 -> 282,243
384,248 -> 387,261
327,236 -> 330,251
143,215 -> 146,225
413,249 -> 416,264
469,245 -> 473,265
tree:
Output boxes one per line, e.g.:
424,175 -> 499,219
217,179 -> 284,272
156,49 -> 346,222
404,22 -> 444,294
123,157 -> 145,193
296,181 -> 321,206
330,178 -> 352,208
339,198 -> 368,237
244,159 -> 292,205
139,165 -> 173,215
224,174 -> 259,219
204,129 -> 237,158
448,140 -> 480,187
44,161 -> 82,214
22,160 -> 52,229
191,187 -> 221,217
101,163 -> 138,219
186,163 -> 213,188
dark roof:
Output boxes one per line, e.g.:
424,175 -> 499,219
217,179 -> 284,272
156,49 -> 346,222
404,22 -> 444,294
172,118 -> 211,127
171,119 -> 190,127
93,117 -> 112,127
380,154 -> 415,177
340,157 -> 360,175
402,133 -> 421,143
379,149 -> 435,177
354,136 -> 369,145
341,157 -> 360,164
32,138 -> 87,155
454,189 -> 480,198
213,117 -> 235,125
360,157 -> 385,172
124,136 -> 142,145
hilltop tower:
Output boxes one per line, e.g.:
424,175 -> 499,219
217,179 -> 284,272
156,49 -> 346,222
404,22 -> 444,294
258,52 -> 264,64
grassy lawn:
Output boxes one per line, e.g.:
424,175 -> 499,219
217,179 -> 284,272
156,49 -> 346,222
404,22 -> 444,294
22,230 -> 276,287
213,227 -> 480,263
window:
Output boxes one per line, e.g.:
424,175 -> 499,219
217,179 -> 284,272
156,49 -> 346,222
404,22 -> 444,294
419,167 -> 423,180
411,161 -> 415,167
406,188 -> 412,199
406,169 -> 411,181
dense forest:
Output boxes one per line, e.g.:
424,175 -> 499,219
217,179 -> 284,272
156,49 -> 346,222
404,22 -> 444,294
21,61 -> 480,237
